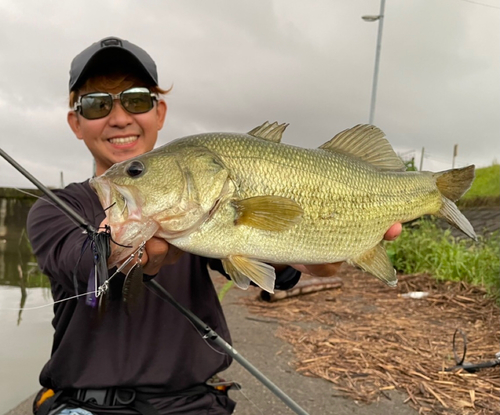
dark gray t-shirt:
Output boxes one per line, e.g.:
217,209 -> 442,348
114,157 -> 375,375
27,180 -> 300,392
27,180 -> 234,392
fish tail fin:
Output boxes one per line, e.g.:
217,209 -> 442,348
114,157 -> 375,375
433,165 -> 475,202
433,165 -> 477,240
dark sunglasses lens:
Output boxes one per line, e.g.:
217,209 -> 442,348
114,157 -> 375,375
81,94 -> 113,119
121,89 -> 154,114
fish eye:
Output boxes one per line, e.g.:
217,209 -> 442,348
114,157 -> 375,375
126,160 -> 145,178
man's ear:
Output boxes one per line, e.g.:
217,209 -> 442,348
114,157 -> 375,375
156,100 -> 167,131
67,111 -> 83,140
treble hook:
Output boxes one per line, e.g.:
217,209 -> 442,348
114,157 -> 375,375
96,241 -> 147,296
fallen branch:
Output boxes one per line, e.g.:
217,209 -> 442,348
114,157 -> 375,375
260,277 -> 343,302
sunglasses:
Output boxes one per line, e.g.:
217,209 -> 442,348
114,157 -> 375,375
74,87 -> 158,120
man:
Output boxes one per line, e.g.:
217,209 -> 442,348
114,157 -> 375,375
27,37 -> 402,415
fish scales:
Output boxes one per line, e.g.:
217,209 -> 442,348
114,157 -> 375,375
91,122 -> 476,292
165,133 -> 440,263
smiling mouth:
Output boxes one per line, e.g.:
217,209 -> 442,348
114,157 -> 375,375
108,136 -> 139,145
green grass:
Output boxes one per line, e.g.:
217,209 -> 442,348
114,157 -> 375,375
386,219 -> 500,298
456,164 -> 500,208
462,163 -> 499,200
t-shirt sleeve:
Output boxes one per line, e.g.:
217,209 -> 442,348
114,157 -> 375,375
26,185 -> 103,295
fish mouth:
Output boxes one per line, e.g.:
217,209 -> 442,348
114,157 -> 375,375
90,177 -> 156,261
90,177 -> 144,222
90,177 -> 111,210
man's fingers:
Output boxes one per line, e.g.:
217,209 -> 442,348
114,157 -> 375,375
144,238 -> 170,258
142,238 -> 184,275
384,223 -> 402,241
291,262 -> 342,277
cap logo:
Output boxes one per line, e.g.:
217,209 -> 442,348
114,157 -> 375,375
101,38 -> 122,48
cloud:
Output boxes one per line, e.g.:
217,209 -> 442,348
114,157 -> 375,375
1,0 -> 498,189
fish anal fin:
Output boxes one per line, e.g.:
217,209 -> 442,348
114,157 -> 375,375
222,256 -> 275,293
320,124 -> 406,172
248,121 -> 289,143
348,243 -> 398,287
233,196 -> 303,231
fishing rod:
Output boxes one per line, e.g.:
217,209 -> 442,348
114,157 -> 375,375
145,279 -> 309,415
0,147 -> 310,415
0,148 -> 97,235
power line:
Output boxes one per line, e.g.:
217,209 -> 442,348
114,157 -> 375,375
456,0 -> 500,10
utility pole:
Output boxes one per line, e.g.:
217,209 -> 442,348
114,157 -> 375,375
362,0 -> 386,125
452,144 -> 458,168
419,147 -> 425,171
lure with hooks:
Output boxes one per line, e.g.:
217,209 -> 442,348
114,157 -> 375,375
122,243 -> 146,314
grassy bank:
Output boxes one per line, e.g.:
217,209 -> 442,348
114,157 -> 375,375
386,219 -> 500,298
458,163 -> 499,208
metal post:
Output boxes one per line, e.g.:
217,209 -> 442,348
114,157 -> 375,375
368,0 -> 386,125
452,144 -> 458,168
419,147 -> 425,171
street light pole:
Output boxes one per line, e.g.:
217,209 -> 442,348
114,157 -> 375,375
363,0 -> 386,125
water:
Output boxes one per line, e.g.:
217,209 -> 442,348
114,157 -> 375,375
0,197 -> 53,413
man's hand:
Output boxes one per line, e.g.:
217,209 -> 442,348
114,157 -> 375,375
100,218 -> 184,276
289,223 -> 403,277
140,237 -> 184,276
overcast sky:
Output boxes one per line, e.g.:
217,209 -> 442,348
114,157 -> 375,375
0,0 -> 499,188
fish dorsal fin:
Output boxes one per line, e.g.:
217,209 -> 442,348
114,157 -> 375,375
233,196 -> 303,231
248,121 -> 289,143
320,124 -> 406,171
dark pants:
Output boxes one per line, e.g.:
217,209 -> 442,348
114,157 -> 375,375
36,389 -> 236,415
82,392 -> 236,415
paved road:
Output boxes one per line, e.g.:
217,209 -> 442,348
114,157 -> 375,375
220,284 -> 417,415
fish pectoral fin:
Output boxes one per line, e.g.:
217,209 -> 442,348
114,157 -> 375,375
233,196 -> 303,231
222,256 -> 276,293
247,121 -> 289,143
348,243 -> 398,287
320,125 -> 406,172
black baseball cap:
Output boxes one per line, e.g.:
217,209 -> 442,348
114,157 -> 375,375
69,36 -> 158,91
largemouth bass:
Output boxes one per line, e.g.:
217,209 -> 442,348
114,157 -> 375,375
90,122 -> 476,293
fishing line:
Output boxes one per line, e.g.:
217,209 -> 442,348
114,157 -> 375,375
1,244 -> 146,312
228,384 -> 265,415
2,291 -> 91,311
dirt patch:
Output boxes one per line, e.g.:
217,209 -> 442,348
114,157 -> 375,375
242,266 -> 500,414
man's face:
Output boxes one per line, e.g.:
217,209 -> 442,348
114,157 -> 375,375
68,88 -> 167,176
